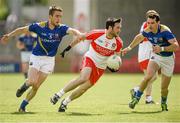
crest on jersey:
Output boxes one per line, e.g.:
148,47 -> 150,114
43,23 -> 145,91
111,43 -> 116,49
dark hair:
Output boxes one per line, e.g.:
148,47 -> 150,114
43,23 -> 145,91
49,5 -> 63,16
147,12 -> 160,22
106,18 -> 121,29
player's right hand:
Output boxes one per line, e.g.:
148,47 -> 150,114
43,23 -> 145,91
0,34 -> 9,45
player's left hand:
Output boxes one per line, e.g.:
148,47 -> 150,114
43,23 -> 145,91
107,67 -> 119,72
152,45 -> 161,53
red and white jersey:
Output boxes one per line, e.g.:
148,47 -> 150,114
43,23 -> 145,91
138,22 -> 152,62
84,29 -> 123,69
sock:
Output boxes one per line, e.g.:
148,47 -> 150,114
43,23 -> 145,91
134,86 -> 139,92
135,90 -> 143,100
20,82 -> 30,91
24,73 -> 28,79
146,95 -> 153,102
161,96 -> 167,104
20,100 -> 29,110
57,89 -> 65,98
62,97 -> 71,106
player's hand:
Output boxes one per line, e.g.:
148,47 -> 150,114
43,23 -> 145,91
152,45 -> 161,53
107,67 -> 119,72
60,45 -> 72,58
121,47 -> 131,56
60,50 -> 66,58
0,34 -> 9,45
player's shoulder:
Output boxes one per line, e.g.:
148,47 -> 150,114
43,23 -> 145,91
90,29 -> 105,34
36,21 -> 47,27
57,23 -> 68,28
160,24 -> 171,32
86,29 -> 105,37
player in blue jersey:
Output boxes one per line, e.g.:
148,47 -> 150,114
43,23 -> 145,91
1,6 -> 81,112
16,31 -> 37,78
122,10 -> 179,111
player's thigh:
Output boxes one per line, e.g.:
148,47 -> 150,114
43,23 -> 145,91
79,67 -> 92,81
27,67 -> 39,84
146,61 -> 159,77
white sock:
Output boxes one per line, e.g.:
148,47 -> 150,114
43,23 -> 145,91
134,86 -> 139,92
146,95 -> 153,102
62,97 -> 71,106
57,89 -> 65,98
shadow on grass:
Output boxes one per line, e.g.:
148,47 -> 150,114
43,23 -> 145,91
67,112 -> 103,116
131,110 -> 162,114
116,110 -> 162,115
10,111 -> 36,115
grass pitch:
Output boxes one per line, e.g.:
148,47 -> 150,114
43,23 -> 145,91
0,73 -> 180,122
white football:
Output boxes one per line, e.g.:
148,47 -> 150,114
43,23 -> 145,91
107,55 -> 122,70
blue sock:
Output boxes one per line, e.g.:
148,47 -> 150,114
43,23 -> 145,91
161,96 -> 167,104
20,100 -> 29,110
135,90 -> 143,100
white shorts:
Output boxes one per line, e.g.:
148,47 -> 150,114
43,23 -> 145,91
21,51 -> 32,63
29,54 -> 55,74
150,53 -> 175,77
138,41 -> 152,62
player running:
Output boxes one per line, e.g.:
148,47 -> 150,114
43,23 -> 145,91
1,6 -> 81,112
122,10 -> 179,111
16,31 -> 37,79
50,17 -> 123,112
131,10 -> 159,104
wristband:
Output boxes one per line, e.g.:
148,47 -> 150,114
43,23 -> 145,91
65,45 -> 72,51
127,46 -> 132,50
161,47 -> 165,51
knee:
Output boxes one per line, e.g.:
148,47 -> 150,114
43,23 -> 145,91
144,75 -> 153,82
32,83 -> 40,91
27,78 -> 38,85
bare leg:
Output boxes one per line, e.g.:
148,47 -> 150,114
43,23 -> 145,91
19,68 -> 48,112
26,70 -> 48,102
139,61 -> 159,92
63,67 -> 92,93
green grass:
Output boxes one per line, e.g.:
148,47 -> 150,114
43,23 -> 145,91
0,73 -> 180,122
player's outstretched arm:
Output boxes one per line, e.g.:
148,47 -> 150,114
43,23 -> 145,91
0,26 -> 29,45
67,28 -> 81,36
122,33 -> 144,56
60,33 -> 86,58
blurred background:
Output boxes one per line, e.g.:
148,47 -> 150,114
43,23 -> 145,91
0,0 -> 180,73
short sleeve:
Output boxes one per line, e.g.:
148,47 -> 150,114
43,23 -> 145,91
141,31 -> 149,38
60,25 -> 69,37
163,31 -> 175,40
29,23 -> 38,33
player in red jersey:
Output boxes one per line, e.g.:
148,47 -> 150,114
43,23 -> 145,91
50,17 -> 123,112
